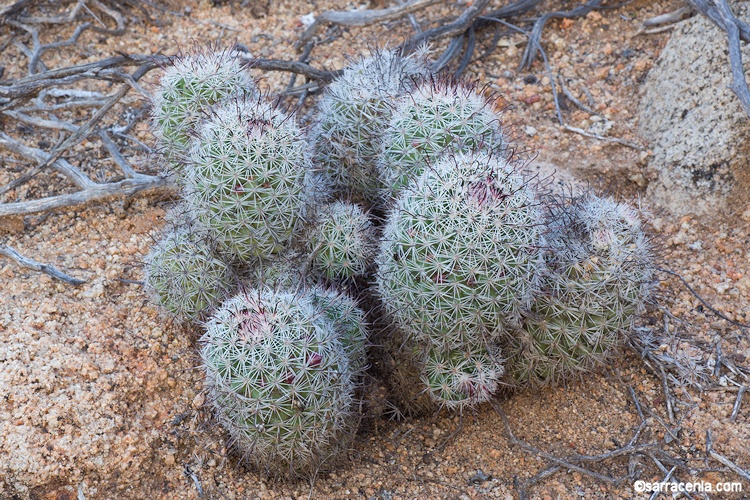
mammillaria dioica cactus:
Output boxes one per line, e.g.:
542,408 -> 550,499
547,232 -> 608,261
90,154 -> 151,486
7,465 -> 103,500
247,255 -> 370,375
200,289 -> 363,478
505,194 -> 656,388
304,201 -> 377,282
377,151 -> 544,348
376,151 -> 544,409
310,48 -> 430,203
184,95 -> 309,263
144,228 -> 235,323
423,343 -> 504,410
151,47 -> 256,171
377,77 -> 506,201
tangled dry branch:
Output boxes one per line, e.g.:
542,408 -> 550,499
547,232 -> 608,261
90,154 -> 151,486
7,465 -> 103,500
0,0 -> 175,221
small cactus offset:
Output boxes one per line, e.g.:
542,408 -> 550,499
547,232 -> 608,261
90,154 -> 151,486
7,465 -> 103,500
376,151 -> 544,350
308,286 -> 370,376
310,48 -> 430,203
151,46 -> 256,170
506,194 -> 656,388
200,289 -> 361,479
144,229 -> 235,323
304,201 -> 377,282
185,95 -> 309,263
423,343 -> 504,410
378,77 -> 506,201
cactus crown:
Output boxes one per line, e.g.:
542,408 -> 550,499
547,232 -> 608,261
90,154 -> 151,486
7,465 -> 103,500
310,47 -> 431,203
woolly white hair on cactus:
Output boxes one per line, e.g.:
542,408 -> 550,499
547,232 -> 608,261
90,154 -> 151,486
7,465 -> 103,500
376,150 -> 545,351
309,47 -> 431,203
378,77 -> 507,201
506,194 -> 656,388
184,95 -> 309,263
151,46 -> 256,171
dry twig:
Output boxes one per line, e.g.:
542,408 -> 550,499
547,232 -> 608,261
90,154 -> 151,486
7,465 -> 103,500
298,0 -> 440,45
491,400 -> 659,487
730,386 -> 746,422
688,0 -> 750,117
0,243 -> 86,285
706,430 -> 750,482
0,2 -> 176,218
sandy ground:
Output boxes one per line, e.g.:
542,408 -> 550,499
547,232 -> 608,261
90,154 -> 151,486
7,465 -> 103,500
1,0 -> 749,498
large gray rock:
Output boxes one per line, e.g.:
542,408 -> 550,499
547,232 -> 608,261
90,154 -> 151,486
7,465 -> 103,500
639,3 -> 750,216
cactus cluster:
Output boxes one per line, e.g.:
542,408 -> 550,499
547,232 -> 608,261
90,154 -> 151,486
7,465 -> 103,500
144,44 -> 656,479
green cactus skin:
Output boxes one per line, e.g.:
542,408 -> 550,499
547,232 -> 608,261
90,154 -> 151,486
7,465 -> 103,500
423,343 -> 503,410
378,78 -> 506,201
200,289 -> 360,479
144,229 -> 235,323
185,96 -> 309,263
376,151 -> 544,351
506,194 -> 656,389
305,201 -> 376,282
249,251 -> 311,292
310,48 -> 430,203
151,47 -> 256,170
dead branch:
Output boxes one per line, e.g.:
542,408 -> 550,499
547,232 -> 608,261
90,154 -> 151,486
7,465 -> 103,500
238,54 -> 341,83
730,386 -> 746,422
0,1 -> 175,218
298,0 -> 441,46
688,0 -> 750,117
563,124 -> 645,150
706,430 -> 750,482
0,243 -> 86,285
0,175 -> 173,217
640,5 -> 694,29
427,0 -> 537,73
0,0 -> 34,23
491,400 -> 658,486
658,267 -> 750,329
557,75 -> 597,115
519,0 -> 604,70
399,0 -> 492,53
0,54 -> 166,104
